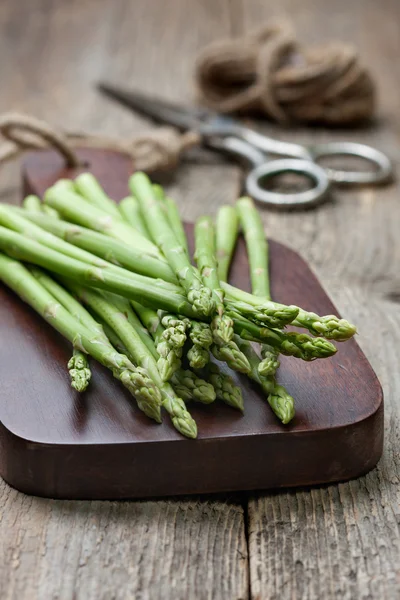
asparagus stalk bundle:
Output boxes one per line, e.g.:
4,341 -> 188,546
0,255 -> 162,422
0,224 -> 198,316
44,180 -> 165,260
0,222 -> 337,364
65,284 -> 197,438
129,172 -> 215,317
10,207 -> 178,283
222,282 -> 356,342
194,216 -> 234,344
0,171 -> 358,438
93,298 -> 215,406
14,206 -> 352,340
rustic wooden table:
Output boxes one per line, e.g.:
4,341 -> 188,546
0,1 -> 399,598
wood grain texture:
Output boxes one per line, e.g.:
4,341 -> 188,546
238,1 -> 400,598
0,486 -> 248,600
0,0 -> 399,598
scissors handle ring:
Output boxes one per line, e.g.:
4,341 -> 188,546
310,141 -> 393,185
245,159 -> 331,209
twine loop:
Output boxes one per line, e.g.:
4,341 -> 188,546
0,113 -> 200,173
0,113 -> 80,167
195,20 -> 376,125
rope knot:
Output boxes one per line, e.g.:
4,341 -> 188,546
127,127 -> 200,172
195,20 -> 376,125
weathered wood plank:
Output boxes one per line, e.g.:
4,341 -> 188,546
0,1 -> 247,598
239,1 -> 400,598
1,0 -> 400,598
0,485 -> 248,600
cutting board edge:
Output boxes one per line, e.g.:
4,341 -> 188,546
0,397 -> 383,499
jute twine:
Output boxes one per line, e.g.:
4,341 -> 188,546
195,20 -> 376,125
0,113 -> 200,172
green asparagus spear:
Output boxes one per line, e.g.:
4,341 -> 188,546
189,318 -> 250,375
109,296 -> 212,404
100,320 -> 129,354
164,196 -> 189,257
227,299 -> 299,329
44,180 -> 164,260
202,363 -> 244,411
151,185 -> 190,256
131,302 -> 183,381
0,254 -> 162,421
0,226 -> 198,317
215,205 -> 239,283
108,294 -> 159,357
23,195 -> 42,212
191,208 -> 251,374
42,205 -> 60,219
292,311 -> 357,341
110,298 -> 213,405
189,321 -> 213,348
119,196 -> 150,238
129,172 -> 215,317
131,301 -> 164,339
235,197 -> 287,378
160,313 -> 190,348
211,342 -> 251,373
70,285 -> 197,438
223,283 -> 357,341
187,321 -> 213,368
30,266 -> 107,339
236,196 -> 270,298
194,215 -> 234,343
1,206 -> 176,292
68,349 -> 91,392
171,369 -> 216,405
151,184 -> 165,201
11,207 -> 177,284
187,344 -> 210,369
231,311 -> 337,360
234,336 -> 295,424
74,173 -> 122,219
258,345 -> 280,377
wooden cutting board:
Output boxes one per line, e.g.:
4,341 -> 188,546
0,148 -> 383,499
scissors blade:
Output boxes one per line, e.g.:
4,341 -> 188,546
97,82 -> 211,131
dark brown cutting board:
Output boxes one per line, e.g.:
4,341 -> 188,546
0,148 -> 383,499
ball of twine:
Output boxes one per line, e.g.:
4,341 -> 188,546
195,20 -> 376,125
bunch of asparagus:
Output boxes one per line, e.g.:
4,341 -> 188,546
0,172 -> 357,438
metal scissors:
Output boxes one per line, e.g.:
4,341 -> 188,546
97,82 -> 393,209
